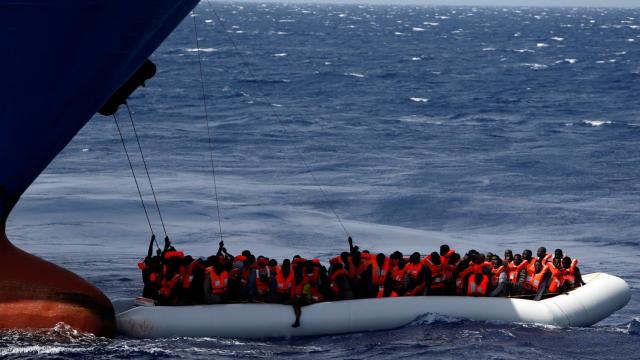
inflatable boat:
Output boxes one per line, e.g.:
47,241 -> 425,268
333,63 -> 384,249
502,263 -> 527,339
114,272 -> 630,339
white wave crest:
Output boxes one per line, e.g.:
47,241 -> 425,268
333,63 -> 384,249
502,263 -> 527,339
482,47 -> 496,51
522,63 -> 548,70
273,53 -> 287,57
185,48 -> 217,53
409,97 -> 429,103
536,43 -> 549,47
583,120 -> 611,127
423,22 -> 440,26
551,36 -> 564,41
344,72 -> 365,78
411,57 -> 421,61
412,27 -> 425,32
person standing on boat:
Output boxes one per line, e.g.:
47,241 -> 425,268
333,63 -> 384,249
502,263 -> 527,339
203,257 -> 229,304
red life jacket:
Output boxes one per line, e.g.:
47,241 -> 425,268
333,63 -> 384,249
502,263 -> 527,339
206,268 -> 229,294
255,266 -> 272,295
524,269 -> 547,292
422,256 -> 444,289
330,268 -> 349,295
404,262 -> 422,279
371,258 -> 390,286
561,259 -> 579,288
164,250 -> 184,260
137,259 -> 148,270
467,274 -> 489,296
546,263 -> 563,293
180,264 -> 193,289
159,273 -> 181,298
275,267 -> 294,294
347,258 -> 368,280
491,266 -> 505,287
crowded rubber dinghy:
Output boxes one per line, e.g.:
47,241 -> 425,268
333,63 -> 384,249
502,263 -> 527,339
136,236 -> 585,327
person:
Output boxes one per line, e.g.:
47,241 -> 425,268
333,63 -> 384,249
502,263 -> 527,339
561,256 -> 584,291
467,272 -> 489,296
204,257 -> 228,304
489,256 -> 507,297
253,257 -> 272,302
138,234 -> 161,300
405,252 -> 429,296
274,259 -> 294,303
422,252 -> 444,295
329,263 -> 354,300
390,257 -> 407,296
291,264 -> 308,328
367,253 -> 390,297
346,251 -> 368,298
523,260 -> 550,300
546,257 -> 563,294
305,259 -> 325,303
158,260 -> 182,305
443,252 -> 460,295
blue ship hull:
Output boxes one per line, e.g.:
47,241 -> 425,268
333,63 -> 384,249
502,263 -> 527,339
0,0 -> 199,336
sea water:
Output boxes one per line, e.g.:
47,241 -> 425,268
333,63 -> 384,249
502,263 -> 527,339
2,2 -> 639,358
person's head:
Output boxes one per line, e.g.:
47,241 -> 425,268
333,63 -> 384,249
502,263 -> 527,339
486,252 -> 494,261
390,251 -> 403,260
182,255 -> 193,266
340,252 -> 350,263
213,258 -> 223,274
553,257 -> 562,268
245,254 -> 255,267
504,249 -> 513,262
376,253 -> 385,266
534,260 -> 543,273
332,262 -> 344,273
410,252 -> 421,264
491,255 -> 502,268
449,253 -> 461,266
479,253 -> 486,263
473,253 -> 484,265
537,247 -> 547,258
562,256 -> 572,269
430,252 -> 441,265
269,259 -> 278,268
513,253 -> 522,265
440,244 -> 450,256
554,248 -> 563,259
398,258 -> 406,269
522,249 -> 533,261
242,250 -> 251,257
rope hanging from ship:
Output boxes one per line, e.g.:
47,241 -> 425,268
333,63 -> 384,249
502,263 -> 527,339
201,0 -> 352,239
192,8 -> 225,244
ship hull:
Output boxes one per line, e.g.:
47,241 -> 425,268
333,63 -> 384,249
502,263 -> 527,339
0,229 -> 115,337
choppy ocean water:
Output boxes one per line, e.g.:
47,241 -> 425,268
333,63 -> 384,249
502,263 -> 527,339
3,2 -> 640,358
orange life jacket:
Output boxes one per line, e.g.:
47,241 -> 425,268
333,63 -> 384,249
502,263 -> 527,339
164,250 -> 185,260
467,274 -> 489,296
404,262 -> 422,279
330,268 -> 349,295
255,266 -> 271,295
275,267 -> 294,294
159,274 -> 181,298
422,256 -> 444,289
490,266 -> 505,287
561,259 -> 579,287
524,269 -> 547,292
371,258 -> 390,286
347,258 -> 368,280
206,268 -> 229,294
546,263 -> 562,293
138,259 -> 148,270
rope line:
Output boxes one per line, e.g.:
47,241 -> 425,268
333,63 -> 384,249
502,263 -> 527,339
201,1 -> 350,238
112,113 -> 160,250
192,9 -> 224,242
124,103 -> 169,238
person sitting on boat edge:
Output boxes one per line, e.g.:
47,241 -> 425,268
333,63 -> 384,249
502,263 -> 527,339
291,263 -> 309,328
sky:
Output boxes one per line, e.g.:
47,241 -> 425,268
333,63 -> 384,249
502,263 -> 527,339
231,0 -> 640,8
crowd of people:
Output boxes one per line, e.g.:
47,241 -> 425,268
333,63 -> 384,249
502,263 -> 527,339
137,236 -> 584,327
